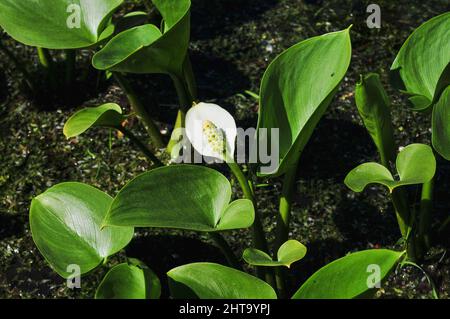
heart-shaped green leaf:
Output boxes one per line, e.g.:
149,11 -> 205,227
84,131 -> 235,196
63,103 -> 125,138
0,0 -> 123,49
243,240 -> 307,268
292,249 -> 404,299
30,182 -> 134,278
345,143 -> 436,193
93,0 -> 190,77
391,12 -> 450,110
432,85 -> 450,160
168,262 -> 277,299
103,165 -> 255,232
95,258 -> 161,299
355,73 -> 396,165
257,28 -> 352,176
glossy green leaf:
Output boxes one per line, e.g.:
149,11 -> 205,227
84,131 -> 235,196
292,249 -> 403,299
432,86 -> 450,160
168,263 -> 277,299
95,258 -> 161,299
345,163 -> 395,192
93,0 -> 190,76
355,73 -> 396,165
391,12 -> 450,110
243,240 -> 307,268
30,183 -> 134,278
103,165 -> 255,232
345,144 -> 436,193
63,103 -> 125,138
0,0 -> 123,49
257,28 -> 352,176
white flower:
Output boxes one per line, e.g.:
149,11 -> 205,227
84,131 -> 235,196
185,102 -> 237,161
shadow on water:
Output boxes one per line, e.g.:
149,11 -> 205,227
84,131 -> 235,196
130,51 -> 251,124
28,59 -> 109,111
334,190 -> 400,246
0,213 -> 25,240
125,234 -> 226,297
191,0 -> 279,40
191,51 -> 252,100
299,118 -> 377,180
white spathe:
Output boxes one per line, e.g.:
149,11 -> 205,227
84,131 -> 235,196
185,102 -> 237,161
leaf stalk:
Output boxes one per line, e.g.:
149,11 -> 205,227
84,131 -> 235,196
115,125 -> 163,167
209,232 -> 242,271
113,72 -> 165,149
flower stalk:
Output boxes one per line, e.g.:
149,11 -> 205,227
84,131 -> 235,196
418,177 -> 434,252
184,101 -> 276,288
273,163 -> 298,298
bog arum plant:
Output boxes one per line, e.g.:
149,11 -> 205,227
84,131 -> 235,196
350,12 -> 450,262
25,10 -> 449,299
93,0 -> 196,152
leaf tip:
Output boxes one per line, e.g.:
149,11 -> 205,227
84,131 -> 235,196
62,126 -> 70,139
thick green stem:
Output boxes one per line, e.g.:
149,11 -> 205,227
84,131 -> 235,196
209,232 -> 242,270
379,149 -> 392,169
227,162 -> 269,253
182,55 -> 198,100
273,164 -> 298,298
274,267 -> 287,299
378,141 -> 413,257
0,40 -> 35,93
275,166 -> 297,251
227,162 -> 275,287
390,189 -> 410,238
419,178 -> 434,250
113,73 -> 165,149
392,188 -> 417,261
170,73 -> 191,110
375,126 -> 412,242
114,126 -> 163,167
